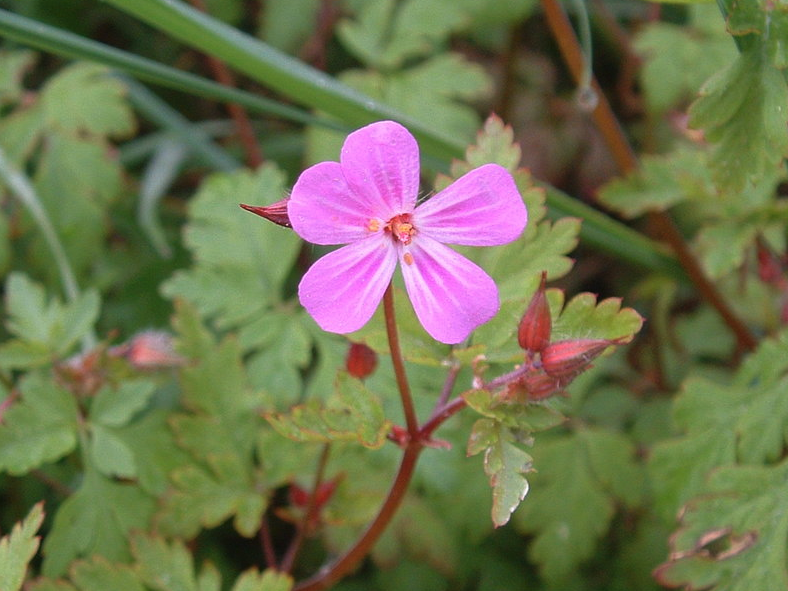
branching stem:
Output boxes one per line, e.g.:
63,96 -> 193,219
540,0 -> 757,352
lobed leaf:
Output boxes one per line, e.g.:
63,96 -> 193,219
162,165 -> 300,328
649,329 -> 788,520
157,455 -> 267,538
654,461 -> 788,591
0,373 -> 79,475
39,63 -> 136,138
0,503 -> 45,591
688,47 -> 788,191
42,469 -> 155,577
512,429 -> 644,584
466,418 -> 532,527
265,373 -> 391,448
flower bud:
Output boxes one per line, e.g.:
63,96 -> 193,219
346,342 -> 377,379
541,338 -> 618,379
521,370 -> 568,401
110,330 -> 183,369
240,199 -> 292,228
518,271 -> 551,352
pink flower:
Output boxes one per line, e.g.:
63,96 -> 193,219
288,121 -> 527,344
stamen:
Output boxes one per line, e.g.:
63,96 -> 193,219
367,219 -> 381,232
385,213 -> 416,245
403,252 -> 414,266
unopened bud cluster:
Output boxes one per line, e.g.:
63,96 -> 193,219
503,272 -> 621,402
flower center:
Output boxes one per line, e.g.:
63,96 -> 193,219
385,213 -> 416,245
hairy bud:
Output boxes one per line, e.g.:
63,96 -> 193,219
541,338 -> 618,379
518,271 -> 551,352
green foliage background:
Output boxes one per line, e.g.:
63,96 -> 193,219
1,1 -> 788,590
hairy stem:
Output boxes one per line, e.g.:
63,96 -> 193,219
540,0 -> 758,352
382,284 -> 419,437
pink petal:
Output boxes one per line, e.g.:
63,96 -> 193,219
340,121 -> 420,220
299,236 -> 397,334
288,161 -> 377,245
400,236 -> 499,344
413,164 -> 527,246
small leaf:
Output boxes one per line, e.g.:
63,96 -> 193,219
40,63 -> 136,138
132,534 -> 202,591
265,373 -> 391,448
90,380 -> 156,427
90,424 -> 137,479
157,455 -> 267,538
467,418 -> 533,527
43,469 -> 155,577
688,47 -> 788,190
0,50 -> 35,105
230,569 -> 293,591
0,373 -> 79,475
70,557 -> 147,591
0,503 -> 45,591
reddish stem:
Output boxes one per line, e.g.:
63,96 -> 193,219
259,516 -> 279,570
382,284 -> 419,437
187,0 -> 264,168
293,442 -> 422,591
539,0 -> 757,352
281,443 -> 332,573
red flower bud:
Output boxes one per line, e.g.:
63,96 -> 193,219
518,272 -> 551,352
289,479 -> 338,509
541,338 -> 618,379
240,199 -> 292,228
756,240 -> 784,285
110,330 -> 184,369
346,342 -> 377,379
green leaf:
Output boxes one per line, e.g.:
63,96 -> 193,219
265,373 -> 391,448
688,47 -> 788,191
634,7 -> 735,113
161,165 -> 300,328
157,454 -> 267,538
0,373 -> 79,475
649,329 -> 788,520
338,0 -> 467,69
89,381 -> 157,427
654,461 -> 788,591
40,63 -> 136,138
512,429 -> 644,584
338,52 -> 490,143
43,469 -> 155,577
89,424 -> 138,479
598,147 -> 715,218
230,569 -> 293,591
466,418 -> 532,527
114,410 -> 192,495
70,557 -> 147,591
0,503 -> 44,591
0,50 -> 35,105
0,273 -> 100,368
725,0 -> 788,68
132,534 -> 207,591
32,132 -> 123,275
